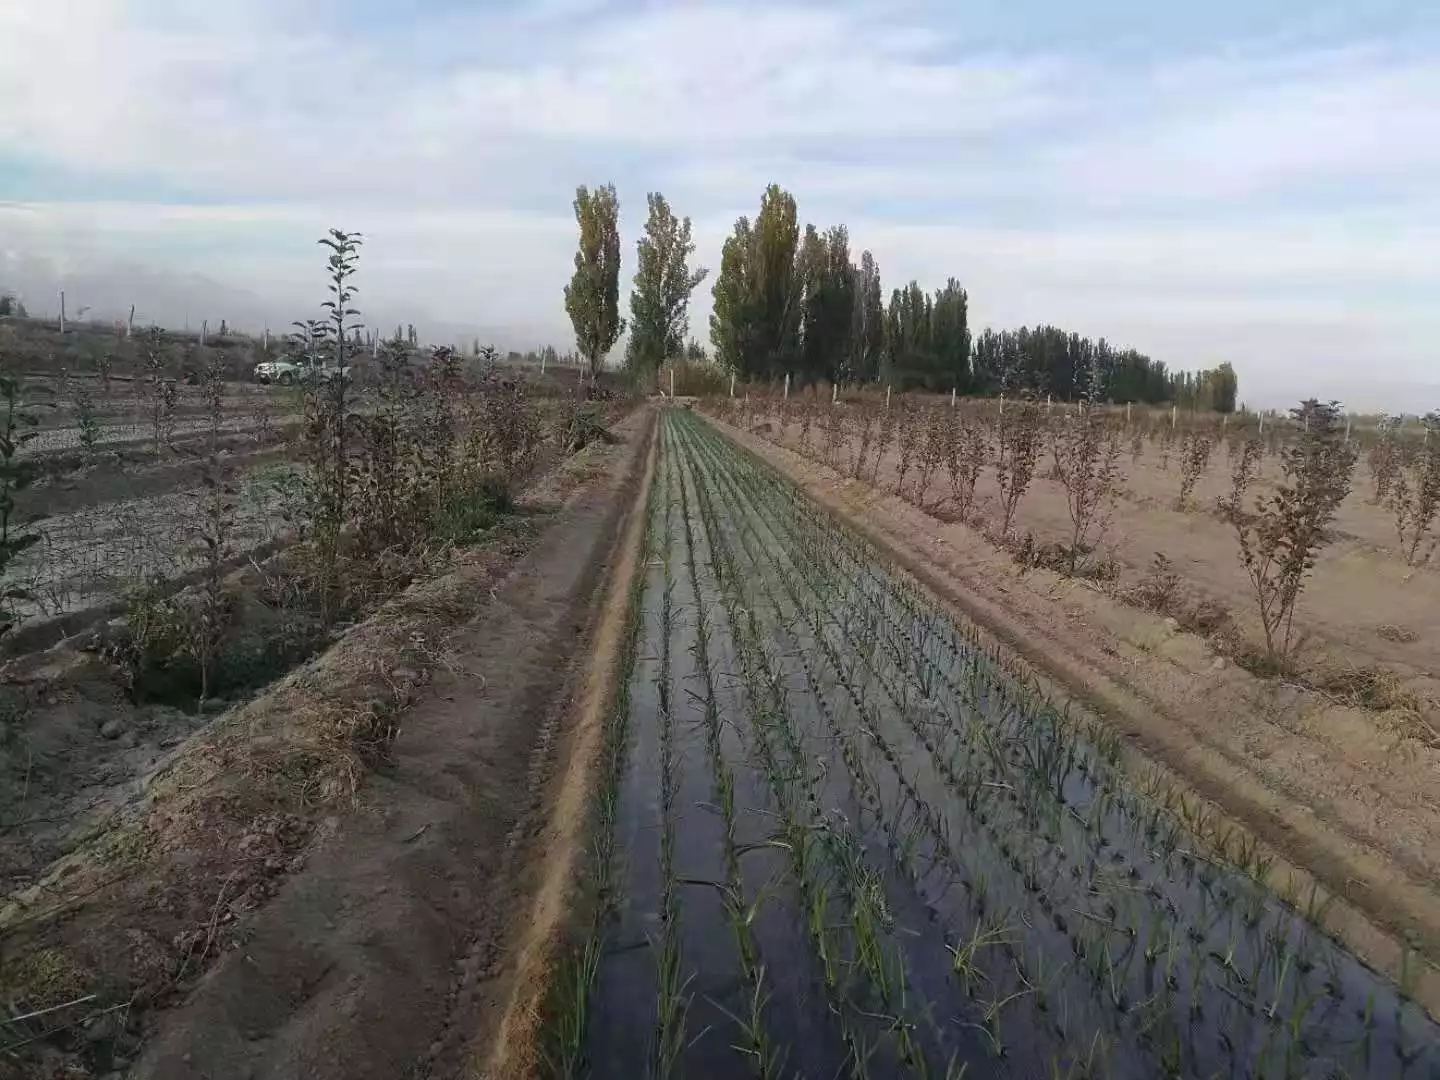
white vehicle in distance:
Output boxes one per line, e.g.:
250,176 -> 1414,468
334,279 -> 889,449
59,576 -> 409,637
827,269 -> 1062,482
253,356 -> 353,386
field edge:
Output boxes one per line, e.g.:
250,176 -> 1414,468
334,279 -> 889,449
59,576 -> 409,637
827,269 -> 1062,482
473,409 -> 659,1080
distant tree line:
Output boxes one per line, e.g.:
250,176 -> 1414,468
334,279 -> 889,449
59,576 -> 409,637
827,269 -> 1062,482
700,183 -> 1240,410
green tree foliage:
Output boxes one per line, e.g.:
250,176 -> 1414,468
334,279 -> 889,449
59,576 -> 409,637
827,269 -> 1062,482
564,183 -> 626,380
676,179 -> 1235,402
708,184 -> 802,379
798,225 -> 856,385
1185,362 -> 1240,413
626,192 -> 708,377
881,279 -> 969,391
973,326 -> 1173,403
848,250 -> 885,383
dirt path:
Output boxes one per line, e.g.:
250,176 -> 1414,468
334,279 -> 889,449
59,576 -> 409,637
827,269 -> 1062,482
129,412 -> 655,1080
711,414 -> 1440,1016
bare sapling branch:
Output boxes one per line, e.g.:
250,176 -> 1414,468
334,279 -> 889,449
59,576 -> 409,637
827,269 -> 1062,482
1223,437 -> 1264,522
1232,399 -> 1357,671
945,416 -> 984,522
994,397 -> 1041,536
1176,430 -> 1214,510
893,404 -> 920,497
1367,415 -> 1402,504
1386,412 -> 1440,566
1050,409 -> 1123,574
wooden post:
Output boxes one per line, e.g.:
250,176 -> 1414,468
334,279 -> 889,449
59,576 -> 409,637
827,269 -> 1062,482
885,385 -> 891,411
127,304 -> 135,337
201,320 -> 207,346
783,372 -> 790,400
540,349 -> 547,374
1259,412 -> 1265,436
729,372 -> 735,398
1171,405 -> 1177,429
832,382 -> 838,405
999,392 -> 1005,417
950,387 -> 957,408
1046,393 -> 1052,412
58,290 -> 65,333
1345,416 -> 1351,442
1126,401 -> 1132,426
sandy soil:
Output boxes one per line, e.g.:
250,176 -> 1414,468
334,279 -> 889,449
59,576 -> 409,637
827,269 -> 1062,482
714,412 -> 1440,1016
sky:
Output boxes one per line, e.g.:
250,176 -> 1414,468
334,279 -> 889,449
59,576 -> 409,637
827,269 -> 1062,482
0,0 -> 1437,411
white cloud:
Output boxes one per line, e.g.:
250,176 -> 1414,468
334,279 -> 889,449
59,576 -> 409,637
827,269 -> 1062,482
0,0 -> 1436,411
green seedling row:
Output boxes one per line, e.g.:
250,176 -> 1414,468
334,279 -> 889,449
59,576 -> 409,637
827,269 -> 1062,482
540,410 -> 1440,1080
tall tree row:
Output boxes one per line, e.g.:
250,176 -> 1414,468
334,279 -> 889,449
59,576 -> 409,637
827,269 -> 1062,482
565,180 -> 1239,408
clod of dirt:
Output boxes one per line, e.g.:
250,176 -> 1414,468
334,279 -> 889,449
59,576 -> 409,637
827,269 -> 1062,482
99,718 -> 126,739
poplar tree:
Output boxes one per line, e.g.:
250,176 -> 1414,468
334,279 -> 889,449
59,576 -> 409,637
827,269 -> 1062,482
626,192 -> 707,377
709,184 -> 801,378
564,183 -> 625,380
849,250 -> 885,383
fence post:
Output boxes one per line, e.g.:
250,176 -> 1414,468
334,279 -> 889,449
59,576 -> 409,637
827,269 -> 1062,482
999,392 -> 1005,417
729,372 -> 735,398
58,290 -> 66,334
884,385 -> 891,411
1259,411 -> 1265,436
1126,401 -> 1131,426
201,319 -> 207,347
950,387 -> 956,408
127,304 -> 135,337
1171,405 -> 1177,429
783,372 -> 790,400
832,382 -> 838,405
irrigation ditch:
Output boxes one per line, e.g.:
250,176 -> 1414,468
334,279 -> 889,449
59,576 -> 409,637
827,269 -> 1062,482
539,407 -> 1440,1079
